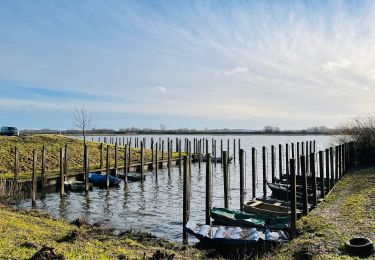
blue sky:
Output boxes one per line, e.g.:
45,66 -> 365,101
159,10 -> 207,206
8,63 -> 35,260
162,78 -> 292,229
0,0 -> 374,130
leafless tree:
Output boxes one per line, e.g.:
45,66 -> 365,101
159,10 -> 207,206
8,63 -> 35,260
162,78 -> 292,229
72,105 -> 92,145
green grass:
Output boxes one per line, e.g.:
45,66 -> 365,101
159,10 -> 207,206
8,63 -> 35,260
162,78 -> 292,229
0,134 -> 183,180
268,167 -> 375,259
0,205 -> 203,259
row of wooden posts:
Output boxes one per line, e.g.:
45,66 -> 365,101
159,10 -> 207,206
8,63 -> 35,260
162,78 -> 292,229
182,141 -> 355,240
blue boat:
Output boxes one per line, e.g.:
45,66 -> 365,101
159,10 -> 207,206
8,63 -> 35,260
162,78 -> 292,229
88,173 -> 121,187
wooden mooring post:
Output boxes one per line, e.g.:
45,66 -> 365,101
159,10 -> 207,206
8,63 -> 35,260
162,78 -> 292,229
262,146 -> 267,198
252,148 -> 257,199
205,153 -> 212,225
140,141 -> 144,181
278,144 -> 282,179
182,156 -> 190,242
223,151 -> 229,208
100,143 -> 103,169
32,149 -> 37,204
114,142 -> 118,177
271,145 -> 275,183
285,143 -> 289,175
124,144 -> 128,183
301,155 -> 308,215
239,149 -> 245,211
290,158 -> 297,239
233,139 -> 236,163
59,147 -> 64,197
85,144 -> 90,192
310,153 -> 317,207
319,151 -> 325,198
325,149 -> 330,193
155,143 -> 159,177
330,147 -> 335,187
106,145 -> 110,188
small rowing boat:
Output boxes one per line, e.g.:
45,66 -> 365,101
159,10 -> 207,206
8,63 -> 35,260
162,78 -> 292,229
210,207 -> 290,230
244,199 -> 289,217
64,180 -> 93,192
185,221 -> 288,247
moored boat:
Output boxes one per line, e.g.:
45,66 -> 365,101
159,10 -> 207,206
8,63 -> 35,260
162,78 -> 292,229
244,200 -> 289,217
88,173 -> 121,187
64,180 -> 93,191
185,221 -> 289,247
210,207 -> 290,230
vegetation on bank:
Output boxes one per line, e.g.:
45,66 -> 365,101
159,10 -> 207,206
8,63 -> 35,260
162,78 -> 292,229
0,135 -> 176,179
269,167 -> 375,259
0,204 -> 203,259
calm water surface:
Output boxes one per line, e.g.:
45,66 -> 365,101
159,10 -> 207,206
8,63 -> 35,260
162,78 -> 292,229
18,135 -> 334,242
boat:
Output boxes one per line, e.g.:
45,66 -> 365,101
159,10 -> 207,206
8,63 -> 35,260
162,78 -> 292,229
64,180 -> 93,192
88,173 -> 121,187
267,183 -> 319,203
185,221 -> 288,247
210,207 -> 290,230
255,197 -> 311,211
244,200 -> 290,217
117,172 -> 148,182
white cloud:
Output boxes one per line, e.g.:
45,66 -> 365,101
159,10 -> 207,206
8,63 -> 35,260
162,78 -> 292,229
215,67 -> 249,76
153,86 -> 167,92
321,59 -> 350,72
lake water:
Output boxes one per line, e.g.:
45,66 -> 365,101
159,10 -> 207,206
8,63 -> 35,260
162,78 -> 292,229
17,134 -> 335,242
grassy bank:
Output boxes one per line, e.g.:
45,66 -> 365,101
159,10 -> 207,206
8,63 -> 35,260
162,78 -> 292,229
0,135 -> 178,179
0,204 -> 203,259
269,167 -> 375,259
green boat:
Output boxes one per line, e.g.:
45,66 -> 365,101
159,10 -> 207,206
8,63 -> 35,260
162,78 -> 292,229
210,207 -> 290,230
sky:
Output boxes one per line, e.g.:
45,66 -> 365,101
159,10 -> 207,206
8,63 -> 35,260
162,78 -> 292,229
0,0 -> 374,130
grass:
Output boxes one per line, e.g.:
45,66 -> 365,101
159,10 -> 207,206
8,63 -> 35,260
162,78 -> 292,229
0,204 -> 203,259
0,134 -> 183,180
268,167 -> 375,259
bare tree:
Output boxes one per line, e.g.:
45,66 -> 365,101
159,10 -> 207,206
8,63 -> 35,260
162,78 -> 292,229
72,105 -> 92,145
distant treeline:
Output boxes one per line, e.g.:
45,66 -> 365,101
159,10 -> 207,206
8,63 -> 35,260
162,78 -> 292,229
20,126 -> 343,135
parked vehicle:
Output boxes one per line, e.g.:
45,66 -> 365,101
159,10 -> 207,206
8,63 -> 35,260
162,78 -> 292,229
0,126 -> 19,136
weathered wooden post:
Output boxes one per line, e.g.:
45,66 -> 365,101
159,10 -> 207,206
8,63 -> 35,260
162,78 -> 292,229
41,145 -> 46,185
223,151 -> 229,208
262,146 -> 267,198
297,142 -> 300,175
106,145 -> 110,188
124,144 -> 128,183
319,151 -> 325,198
279,144 -> 282,179
205,153 -> 212,225
227,139 -> 230,159
64,144 -> 68,179
114,142 -> 118,177
325,149 -> 330,192
233,139 -> 236,163
32,149 -> 37,204
85,144 -> 90,192
161,140 -> 164,169
128,144 -> 132,170
305,141 -> 309,174
151,139 -> 154,170
285,143 -> 289,175
220,139 -> 223,162
155,143 -> 159,177
290,158 -> 297,239
239,149 -> 245,211
335,146 -> 339,182
167,140 -> 171,171
252,148 -> 257,199
338,145 -> 342,179
59,147 -> 64,197
182,156 -> 190,242
330,147 -> 335,187
271,145 -> 275,183
310,153 -> 317,207
100,143 -> 103,169
140,141 -> 144,181
291,143 -> 295,159
178,140 -> 182,173
14,146 -> 19,183
301,155 -> 308,215
198,140 -> 201,170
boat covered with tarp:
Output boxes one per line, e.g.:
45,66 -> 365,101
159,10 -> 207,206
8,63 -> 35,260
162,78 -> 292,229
88,173 -> 121,187
185,221 -> 288,247
210,207 -> 290,230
